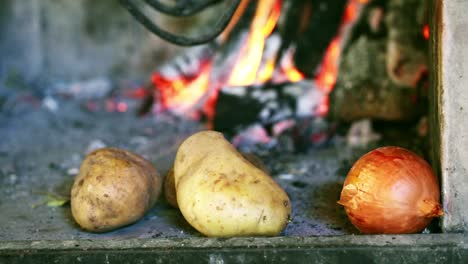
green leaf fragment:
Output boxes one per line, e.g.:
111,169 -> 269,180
47,198 -> 69,207
31,192 -> 70,208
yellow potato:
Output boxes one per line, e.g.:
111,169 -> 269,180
240,152 -> 271,175
70,148 -> 162,232
174,131 -> 291,237
164,152 -> 269,209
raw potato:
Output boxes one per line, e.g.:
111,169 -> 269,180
240,152 -> 271,175
174,131 -> 291,237
71,148 -> 162,232
164,152 -> 270,209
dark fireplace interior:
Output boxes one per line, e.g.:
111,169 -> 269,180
0,0 -> 434,241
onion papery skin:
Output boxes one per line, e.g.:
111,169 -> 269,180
338,146 -> 443,234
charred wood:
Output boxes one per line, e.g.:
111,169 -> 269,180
293,0 -> 347,77
213,81 -> 324,137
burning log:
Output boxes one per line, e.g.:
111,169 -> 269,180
292,0 -> 348,77
330,0 -> 428,122
146,0 -> 310,119
141,0 -> 364,148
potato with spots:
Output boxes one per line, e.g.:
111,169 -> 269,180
174,131 -> 291,237
71,148 -> 162,232
164,152 -> 270,209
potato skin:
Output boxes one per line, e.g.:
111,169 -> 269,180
174,131 -> 291,237
71,148 -> 162,232
165,153 -> 269,209
164,168 -> 178,208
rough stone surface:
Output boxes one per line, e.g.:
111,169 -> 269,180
0,234 -> 467,263
0,94 -> 360,242
330,0 -> 428,122
0,89 -> 453,262
435,0 -> 468,232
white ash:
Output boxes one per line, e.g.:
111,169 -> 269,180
129,136 -> 150,149
220,86 -> 247,96
278,173 -> 295,181
9,174 -> 18,185
252,89 -> 277,103
52,77 -> 112,100
346,119 -> 381,147
42,96 -> 59,112
67,168 -> 79,176
259,33 -> 282,69
158,45 -> 213,78
85,139 -> 107,154
297,83 -> 325,117
259,102 -> 293,123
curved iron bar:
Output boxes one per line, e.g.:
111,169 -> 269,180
119,0 -> 241,46
144,0 -> 223,17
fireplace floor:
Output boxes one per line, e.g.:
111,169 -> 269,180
1,95 -> 467,263
0,95 -> 362,241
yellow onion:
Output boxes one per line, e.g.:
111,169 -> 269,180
338,146 -> 443,234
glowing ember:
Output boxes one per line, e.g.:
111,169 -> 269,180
124,87 -> 147,99
423,24 -> 430,40
106,100 -> 116,112
117,102 -> 128,113
316,96 -> 330,117
273,119 -> 295,136
232,125 -> 272,147
152,61 -> 212,114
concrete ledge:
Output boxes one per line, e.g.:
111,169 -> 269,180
1,234 -> 467,263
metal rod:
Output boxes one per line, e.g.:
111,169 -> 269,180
119,0 -> 241,46
144,0 -> 222,17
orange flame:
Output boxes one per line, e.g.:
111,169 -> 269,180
315,38 -> 341,93
227,0 -> 282,86
151,0 -> 365,120
315,0 -> 364,94
284,67 -> 304,83
152,61 -> 212,113
280,49 -> 304,82
257,59 -> 276,83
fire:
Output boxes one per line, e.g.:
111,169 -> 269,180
227,0 -> 282,86
257,59 -> 276,83
284,66 -> 304,83
315,38 -> 341,93
280,49 -> 305,83
152,61 -> 212,114
150,0 -> 365,119
344,0 -> 359,21
315,0 -> 364,93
